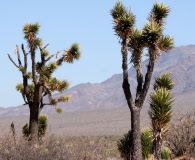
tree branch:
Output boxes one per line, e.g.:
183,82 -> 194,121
16,45 -> 22,66
8,54 -> 19,68
30,46 -> 37,84
140,47 -> 157,106
133,50 -> 144,107
45,51 -> 61,62
121,38 -> 133,110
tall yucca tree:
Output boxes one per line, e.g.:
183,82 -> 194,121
8,23 -> 81,142
111,2 -> 173,159
149,73 -> 174,159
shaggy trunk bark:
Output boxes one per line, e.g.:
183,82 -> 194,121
121,38 -> 142,160
29,104 -> 39,143
153,136 -> 162,160
131,107 -> 142,160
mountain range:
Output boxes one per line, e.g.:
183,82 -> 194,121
0,45 -> 195,117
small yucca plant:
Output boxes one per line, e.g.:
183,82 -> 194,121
22,123 -> 30,138
141,128 -> 153,159
117,130 -> 133,160
22,114 -> 48,139
161,147 -> 171,160
38,114 -> 48,136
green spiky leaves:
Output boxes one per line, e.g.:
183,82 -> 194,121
141,128 -> 153,159
117,130 -> 133,159
129,29 -> 144,50
56,43 -> 81,65
129,29 -> 144,66
159,35 -> 174,52
23,23 -> 41,49
41,49 -> 49,57
150,3 -> 170,25
56,107 -> 62,114
49,77 -> 69,92
57,96 -> 70,102
38,114 -> 48,135
111,1 -> 126,20
47,62 -> 58,73
143,20 -> 162,48
149,72 -> 174,157
111,1 -> 135,39
154,73 -> 174,90
149,88 -> 173,132
16,83 -> 24,93
23,23 -> 40,35
64,43 -> 81,63
69,43 -> 81,60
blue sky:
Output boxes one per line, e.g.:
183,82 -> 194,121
0,0 -> 195,107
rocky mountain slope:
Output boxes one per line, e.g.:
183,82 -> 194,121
1,45 -> 195,117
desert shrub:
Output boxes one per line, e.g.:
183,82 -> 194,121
161,147 -> 171,160
22,123 -> 30,138
141,128 -> 153,159
38,114 -> 48,137
0,135 -> 108,160
117,130 -> 133,160
166,111 -> 195,158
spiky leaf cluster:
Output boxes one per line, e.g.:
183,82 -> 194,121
154,72 -> 174,90
56,107 -> 62,114
22,114 -> 48,138
38,114 -> 48,136
57,43 -> 81,65
23,23 -> 42,49
48,78 -> 69,92
158,35 -> 174,52
22,123 -> 30,138
128,29 -> 145,66
50,99 -> 58,106
41,49 -> 49,57
16,83 -> 24,94
149,88 -> 173,133
150,2 -> 170,25
58,96 -> 70,102
161,147 -> 171,160
141,128 -> 153,159
117,130 -> 133,159
111,1 -> 135,40
142,20 -> 162,48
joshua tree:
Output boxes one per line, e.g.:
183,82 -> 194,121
111,2 -> 173,159
148,73 -> 174,159
8,23 -> 81,142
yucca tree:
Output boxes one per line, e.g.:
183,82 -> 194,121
8,23 -> 81,142
111,2 -> 173,159
149,73 -> 174,159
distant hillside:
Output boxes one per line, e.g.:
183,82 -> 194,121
0,45 -> 195,117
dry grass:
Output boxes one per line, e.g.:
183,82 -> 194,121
0,134 -> 122,160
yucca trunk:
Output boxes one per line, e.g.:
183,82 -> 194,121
29,85 -> 42,143
153,136 -> 163,159
29,103 -> 39,143
131,107 -> 142,160
121,38 -> 142,160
